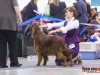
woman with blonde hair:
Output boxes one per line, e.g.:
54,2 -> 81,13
53,0 -> 60,6
50,0 -> 66,20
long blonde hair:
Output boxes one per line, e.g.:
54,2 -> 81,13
53,0 -> 60,6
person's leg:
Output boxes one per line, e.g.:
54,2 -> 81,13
71,43 -> 82,65
55,58 -> 63,66
6,30 -> 22,67
0,30 -> 8,68
79,25 -> 83,38
79,25 -> 87,38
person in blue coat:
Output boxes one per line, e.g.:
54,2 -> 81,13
74,0 -> 88,38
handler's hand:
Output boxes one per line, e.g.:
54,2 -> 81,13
48,31 -> 55,35
97,33 -> 100,37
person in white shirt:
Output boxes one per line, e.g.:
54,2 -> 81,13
40,6 -> 82,65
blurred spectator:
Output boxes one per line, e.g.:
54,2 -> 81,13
83,0 -> 91,18
87,12 -> 100,40
95,7 -> 97,12
74,0 -> 88,38
91,8 -> 97,20
26,0 -> 38,20
0,0 -> 22,68
50,0 -> 66,20
87,8 -> 97,24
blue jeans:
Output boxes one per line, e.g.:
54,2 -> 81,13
79,25 -> 87,38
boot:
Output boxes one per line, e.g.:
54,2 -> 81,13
77,54 -> 82,65
73,54 -> 82,65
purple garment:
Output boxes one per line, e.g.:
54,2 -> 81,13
55,20 -> 79,63
64,20 -> 79,53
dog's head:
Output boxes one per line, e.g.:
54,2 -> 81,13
30,23 -> 40,38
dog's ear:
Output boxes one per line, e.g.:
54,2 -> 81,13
31,25 -> 35,38
32,22 -> 40,30
30,24 -> 36,38
29,23 -> 33,28
30,23 -> 40,38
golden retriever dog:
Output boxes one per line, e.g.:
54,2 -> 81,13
30,23 -> 73,67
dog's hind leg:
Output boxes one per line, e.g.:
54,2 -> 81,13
57,52 -> 67,67
43,56 -> 48,66
36,54 -> 42,66
68,54 -> 73,66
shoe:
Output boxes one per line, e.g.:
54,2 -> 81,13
73,60 -> 78,65
77,59 -> 82,65
0,65 -> 8,68
10,64 -> 22,67
73,54 -> 82,65
77,54 -> 82,65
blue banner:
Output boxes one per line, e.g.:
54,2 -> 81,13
80,23 -> 100,27
21,15 -> 41,26
21,15 -> 64,26
91,0 -> 100,6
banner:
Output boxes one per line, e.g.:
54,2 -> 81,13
91,0 -> 100,6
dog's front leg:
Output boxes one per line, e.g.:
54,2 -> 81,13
43,56 -> 48,66
36,53 -> 42,66
63,56 -> 67,67
34,40 -> 37,53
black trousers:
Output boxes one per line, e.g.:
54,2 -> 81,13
0,30 -> 19,66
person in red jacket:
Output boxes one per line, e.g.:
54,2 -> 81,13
87,12 -> 100,40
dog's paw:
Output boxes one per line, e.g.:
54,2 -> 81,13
69,63 -> 73,66
63,63 -> 67,67
36,64 -> 40,66
43,64 -> 46,66
63,64 -> 67,67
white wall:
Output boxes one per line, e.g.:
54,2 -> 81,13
17,0 -> 100,13
18,0 -> 30,10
